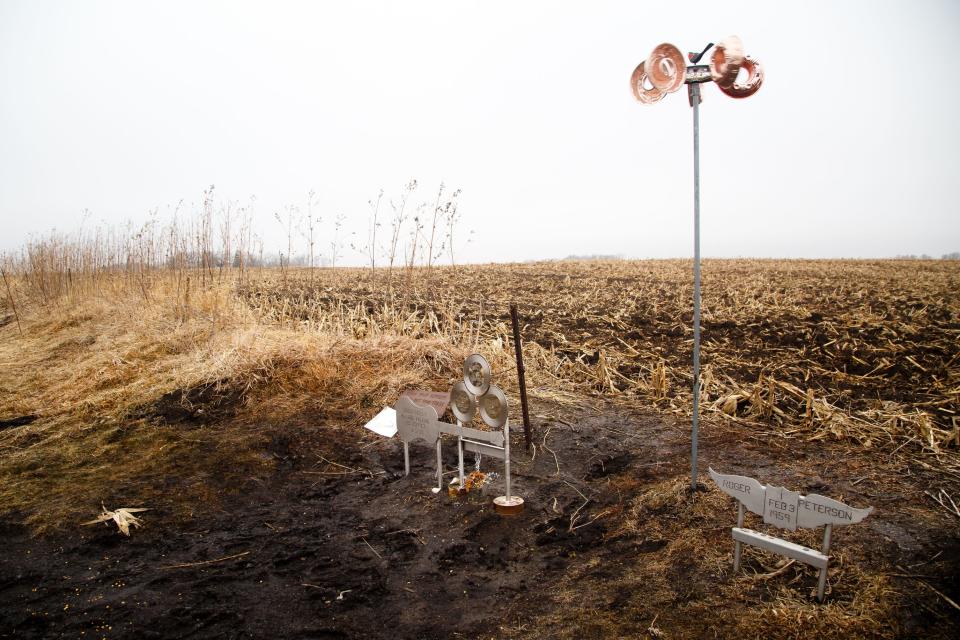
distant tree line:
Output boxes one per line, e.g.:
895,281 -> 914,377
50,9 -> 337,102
895,252 -> 960,260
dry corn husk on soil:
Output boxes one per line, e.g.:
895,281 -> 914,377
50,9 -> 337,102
81,504 -> 149,536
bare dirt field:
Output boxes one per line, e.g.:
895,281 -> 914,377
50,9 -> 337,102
1,259 -> 958,639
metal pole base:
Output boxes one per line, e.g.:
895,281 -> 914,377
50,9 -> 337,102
493,495 -> 525,515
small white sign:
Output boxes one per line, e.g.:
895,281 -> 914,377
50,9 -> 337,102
713,470 -> 765,515
363,407 -> 397,438
798,493 -> 872,528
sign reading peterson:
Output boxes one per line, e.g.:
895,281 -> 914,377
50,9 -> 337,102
709,467 -> 873,602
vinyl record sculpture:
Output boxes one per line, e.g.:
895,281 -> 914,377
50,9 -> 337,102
629,35 -> 764,492
630,35 -> 763,104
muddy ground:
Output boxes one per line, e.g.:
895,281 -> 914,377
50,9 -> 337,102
1,398 -> 958,639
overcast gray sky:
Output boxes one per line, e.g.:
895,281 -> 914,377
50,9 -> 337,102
1,0 -> 958,263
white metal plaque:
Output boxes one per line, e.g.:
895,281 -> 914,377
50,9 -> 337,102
710,469 -> 765,516
798,494 -> 873,528
709,468 -> 874,529
763,485 -> 800,532
395,396 -> 440,445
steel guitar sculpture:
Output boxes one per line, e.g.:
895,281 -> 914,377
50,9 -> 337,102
395,354 -> 523,515
631,37 -> 762,490
710,468 -> 873,601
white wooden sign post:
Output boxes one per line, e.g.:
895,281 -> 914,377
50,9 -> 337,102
393,354 -> 523,515
709,468 -> 873,601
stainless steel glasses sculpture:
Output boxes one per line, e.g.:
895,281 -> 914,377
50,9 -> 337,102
395,354 -> 523,515
451,354 -> 523,515
631,37 -> 763,490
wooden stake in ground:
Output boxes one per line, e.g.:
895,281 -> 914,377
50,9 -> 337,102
510,303 -> 533,452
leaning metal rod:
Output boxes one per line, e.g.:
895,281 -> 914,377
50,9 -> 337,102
510,303 -> 533,452
689,80 -> 703,491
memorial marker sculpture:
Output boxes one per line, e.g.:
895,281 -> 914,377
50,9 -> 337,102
631,36 -> 763,490
394,354 -> 523,515
709,467 -> 873,601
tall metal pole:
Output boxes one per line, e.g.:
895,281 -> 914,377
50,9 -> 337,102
689,82 -> 702,491
633,39 -> 762,492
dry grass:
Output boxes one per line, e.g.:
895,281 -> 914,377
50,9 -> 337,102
0,258 -> 957,637
0,275 -> 469,531
2,259 -> 958,532
506,476 -> 905,640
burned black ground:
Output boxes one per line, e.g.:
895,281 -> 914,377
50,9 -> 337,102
1,397 -> 957,639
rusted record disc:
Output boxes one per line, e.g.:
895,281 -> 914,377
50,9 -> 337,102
630,61 -> 664,105
710,35 -> 745,88
717,55 -> 763,98
494,495 -> 525,515
646,43 -> 686,93
450,381 -> 478,423
479,384 -> 508,428
463,353 -> 491,397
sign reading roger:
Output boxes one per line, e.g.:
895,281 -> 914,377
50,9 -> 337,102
714,471 -> 764,515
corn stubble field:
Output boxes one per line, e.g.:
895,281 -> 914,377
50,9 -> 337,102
1,252 -> 958,638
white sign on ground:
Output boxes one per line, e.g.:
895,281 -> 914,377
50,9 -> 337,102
362,407 -> 397,438
709,467 -> 873,602
395,396 -> 442,488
